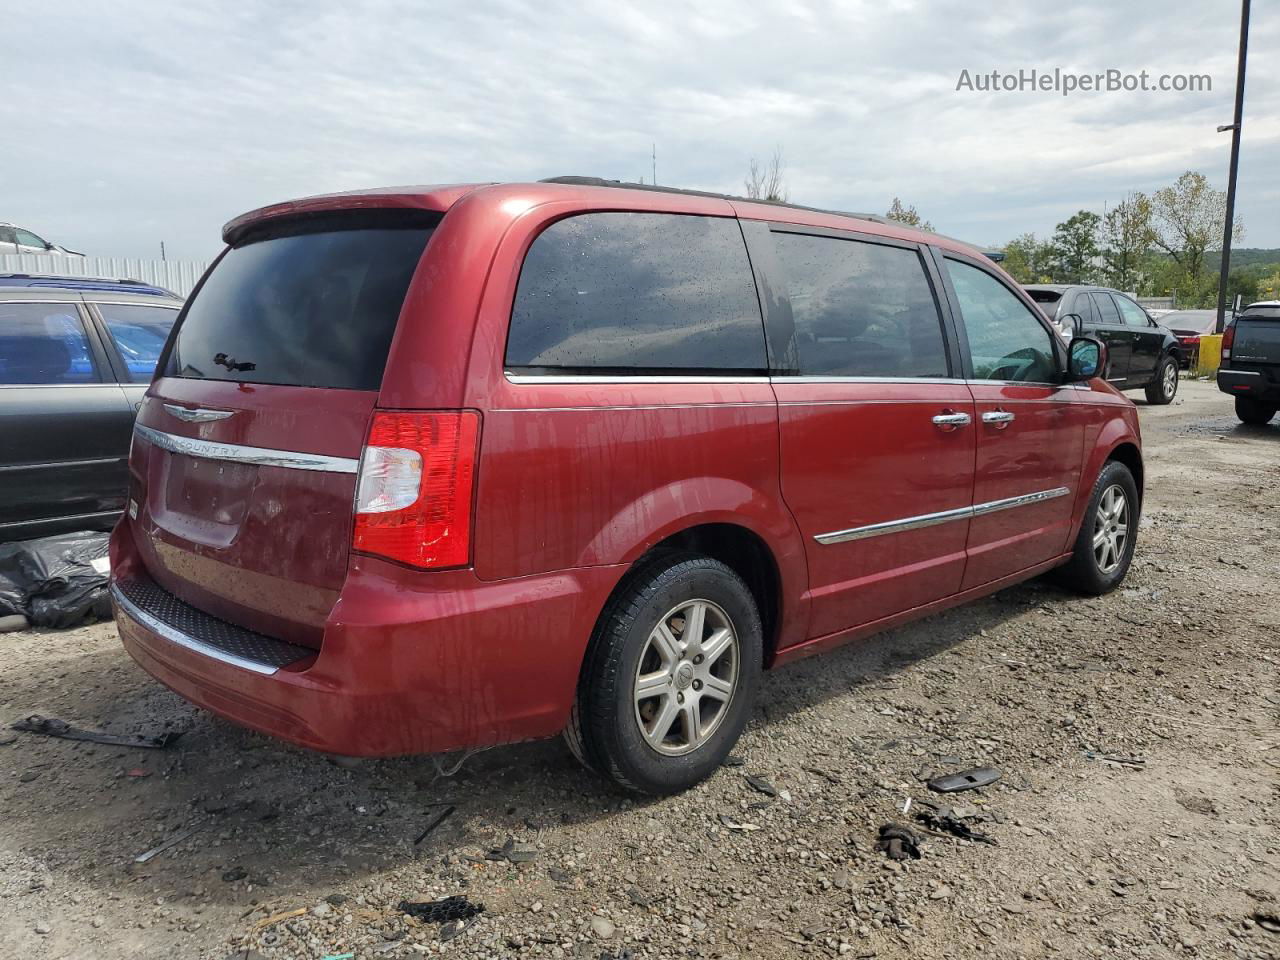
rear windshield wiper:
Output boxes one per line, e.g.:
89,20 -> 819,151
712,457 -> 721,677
213,352 -> 256,373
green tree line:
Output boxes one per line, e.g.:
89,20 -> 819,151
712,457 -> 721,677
992,171 -> 1277,307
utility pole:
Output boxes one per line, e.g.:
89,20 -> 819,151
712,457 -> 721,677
652,144 -> 657,187
160,241 -> 167,262
1215,0 -> 1250,333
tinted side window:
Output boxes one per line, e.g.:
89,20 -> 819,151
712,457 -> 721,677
945,259 -> 1057,383
774,233 -> 948,377
1114,296 -> 1149,326
97,303 -> 179,382
1071,292 -> 1099,326
506,213 -> 766,371
0,303 -> 100,384
1092,293 -> 1123,324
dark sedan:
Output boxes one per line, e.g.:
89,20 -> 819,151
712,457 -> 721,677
1023,283 -> 1182,404
0,275 -> 181,541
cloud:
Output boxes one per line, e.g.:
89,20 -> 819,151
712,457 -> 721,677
3,0 -> 1277,259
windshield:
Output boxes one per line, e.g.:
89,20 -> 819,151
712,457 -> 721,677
1025,290 -> 1061,318
166,213 -> 438,390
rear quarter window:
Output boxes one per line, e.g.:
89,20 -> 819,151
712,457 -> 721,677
96,303 -> 179,382
166,213 -> 437,390
506,212 -> 766,372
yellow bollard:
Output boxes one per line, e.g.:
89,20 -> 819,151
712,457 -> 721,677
1195,335 -> 1222,376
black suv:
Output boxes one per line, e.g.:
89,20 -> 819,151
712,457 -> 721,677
1024,284 -> 1182,405
1218,300 -> 1280,425
0,274 -> 182,541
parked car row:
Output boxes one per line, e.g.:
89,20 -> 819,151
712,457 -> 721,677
107,179 -> 1142,794
0,275 -> 182,540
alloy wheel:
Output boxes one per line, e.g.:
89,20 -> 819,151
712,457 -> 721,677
1092,484 -> 1129,575
633,599 -> 739,756
1163,362 -> 1178,400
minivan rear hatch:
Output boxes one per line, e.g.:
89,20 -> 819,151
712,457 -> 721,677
128,210 -> 439,647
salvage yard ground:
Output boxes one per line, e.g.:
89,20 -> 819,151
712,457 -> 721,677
1,379 -> 1277,960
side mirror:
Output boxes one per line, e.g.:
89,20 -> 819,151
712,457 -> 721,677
1067,337 -> 1105,382
1060,312 -> 1084,335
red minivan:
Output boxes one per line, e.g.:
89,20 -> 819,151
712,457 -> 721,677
111,179 -> 1141,793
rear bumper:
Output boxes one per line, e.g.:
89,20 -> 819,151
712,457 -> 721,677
111,522 -> 624,756
1217,368 -> 1279,400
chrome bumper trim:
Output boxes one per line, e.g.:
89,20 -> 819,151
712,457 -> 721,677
133,424 -> 359,474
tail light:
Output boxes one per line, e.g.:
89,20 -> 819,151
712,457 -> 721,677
353,411 -> 480,569
1221,322 -> 1235,360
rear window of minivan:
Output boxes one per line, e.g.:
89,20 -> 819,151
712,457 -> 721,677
165,211 -> 438,391
506,212 -> 766,373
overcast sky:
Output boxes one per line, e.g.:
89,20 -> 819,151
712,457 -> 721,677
5,0 -> 1277,260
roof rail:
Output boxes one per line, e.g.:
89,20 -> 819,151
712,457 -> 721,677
0,273 -> 180,297
539,176 -> 894,229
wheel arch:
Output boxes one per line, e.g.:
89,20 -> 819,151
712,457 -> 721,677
1106,440 -> 1144,506
583,521 -> 796,675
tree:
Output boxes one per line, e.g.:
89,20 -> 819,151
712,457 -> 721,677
1100,193 -> 1154,292
1258,269 -> 1280,301
999,233 -> 1055,283
1150,171 -> 1244,307
1049,210 -> 1102,284
885,198 -> 933,231
744,147 -> 788,202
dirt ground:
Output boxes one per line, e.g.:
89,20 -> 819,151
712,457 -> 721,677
1,378 -> 1277,960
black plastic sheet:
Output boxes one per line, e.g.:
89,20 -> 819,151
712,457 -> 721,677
0,532 -> 112,628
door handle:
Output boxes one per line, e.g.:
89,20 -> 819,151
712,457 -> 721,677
931,411 -> 972,431
981,410 -> 1015,428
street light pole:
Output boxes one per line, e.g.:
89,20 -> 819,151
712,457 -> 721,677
1215,0 -> 1250,333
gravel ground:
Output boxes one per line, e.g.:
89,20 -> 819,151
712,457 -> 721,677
1,378 -> 1277,960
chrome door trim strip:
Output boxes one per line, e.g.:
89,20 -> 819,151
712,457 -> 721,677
970,485 -> 1071,516
132,424 -> 359,474
110,583 -> 280,676
815,504 -> 974,545
1219,369 -> 1259,376
505,372 -> 771,384
772,376 -> 970,385
814,486 -> 1071,545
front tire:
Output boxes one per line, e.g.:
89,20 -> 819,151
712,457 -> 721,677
1235,396 -> 1277,425
1054,460 -> 1139,595
1144,355 -> 1178,405
567,555 -> 762,794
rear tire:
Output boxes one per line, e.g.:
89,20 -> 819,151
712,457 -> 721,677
1054,460 -> 1138,596
1144,355 -> 1178,405
1235,396 -> 1277,425
566,554 -> 762,794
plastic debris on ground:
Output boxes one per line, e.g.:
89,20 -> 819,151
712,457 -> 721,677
875,822 -> 922,861
11,714 -> 184,749
0,532 -> 112,628
413,803 -> 455,844
400,895 -> 484,940
926,766 -> 1001,793
913,798 -> 999,845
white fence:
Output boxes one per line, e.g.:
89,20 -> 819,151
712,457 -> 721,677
0,253 -> 209,297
